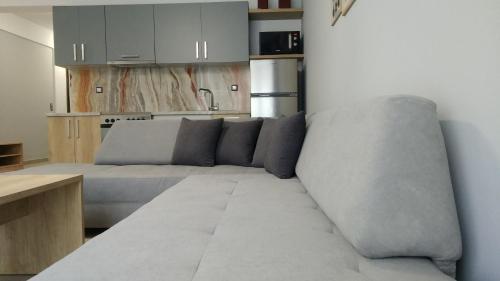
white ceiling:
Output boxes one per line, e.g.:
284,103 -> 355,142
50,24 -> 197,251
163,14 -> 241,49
0,6 -> 53,30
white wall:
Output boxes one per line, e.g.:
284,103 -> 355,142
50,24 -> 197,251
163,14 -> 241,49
0,30 -> 54,161
0,13 -> 67,113
54,65 -> 67,113
303,1 -> 500,281
0,13 -> 53,47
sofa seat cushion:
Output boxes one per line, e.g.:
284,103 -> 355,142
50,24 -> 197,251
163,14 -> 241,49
83,165 -> 267,204
31,174 -> 454,281
83,165 -> 188,204
11,164 -> 266,205
3,163 -> 116,175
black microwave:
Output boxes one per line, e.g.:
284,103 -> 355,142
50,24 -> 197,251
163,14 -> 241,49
259,31 -> 301,55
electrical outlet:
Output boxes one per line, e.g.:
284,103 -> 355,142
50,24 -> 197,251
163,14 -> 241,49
231,84 -> 238,91
96,86 -> 103,94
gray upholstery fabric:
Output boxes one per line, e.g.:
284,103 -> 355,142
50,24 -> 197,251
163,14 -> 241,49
296,96 -> 462,275
31,174 -> 455,281
172,118 -> 223,167
95,119 -> 181,165
265,112 -> 306,179
85,202 -> 143,228
14,164 -> 266,228
216,119 -> 263,166
251,118 -> 277,167
3,163 -> 115,175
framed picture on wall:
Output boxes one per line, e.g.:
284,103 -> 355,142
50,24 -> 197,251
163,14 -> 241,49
342,0 -> 356,15
332,0 -> 342,26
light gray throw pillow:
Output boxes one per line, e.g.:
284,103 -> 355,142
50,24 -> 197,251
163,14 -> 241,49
95,119 -> 181,165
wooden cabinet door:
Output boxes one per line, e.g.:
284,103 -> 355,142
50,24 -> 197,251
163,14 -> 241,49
74,117 -> 101,164
105,5 -> 156,63
48,117 -> 76,163
201,2 -> 249,63
154,3 -> 202,64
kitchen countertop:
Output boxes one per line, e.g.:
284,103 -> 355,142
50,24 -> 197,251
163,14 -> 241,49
46,112 -> 100,117
152,111 -> 249,116
47,111 -> 249,117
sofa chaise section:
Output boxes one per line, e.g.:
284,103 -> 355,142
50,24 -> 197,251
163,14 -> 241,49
30,174 -> 455,281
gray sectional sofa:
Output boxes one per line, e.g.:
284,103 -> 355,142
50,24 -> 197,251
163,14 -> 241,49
13,95 -> 462,281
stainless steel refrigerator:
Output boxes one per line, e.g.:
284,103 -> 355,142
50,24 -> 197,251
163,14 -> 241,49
250,59 -> 298,118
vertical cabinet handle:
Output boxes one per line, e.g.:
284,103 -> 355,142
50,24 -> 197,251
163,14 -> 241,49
77,119 -> 80,139
67,119 -> 72,139
204,41 -> 208,59
73,44 -> 77,61
196,41 -> 199,59
81,44 -> 85,62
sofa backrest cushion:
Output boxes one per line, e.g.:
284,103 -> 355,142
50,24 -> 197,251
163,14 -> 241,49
295,96 -> 462,274
216,119 -> 263,166
95,119 -> 181,165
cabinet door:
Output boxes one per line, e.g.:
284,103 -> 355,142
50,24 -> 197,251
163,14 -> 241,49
53,7 -> 80,66
155,4 -> 202,64
74,117 -> 101,164
78,6 -> 107,65
48,117 -> 76,163
201,2 -> 249,63
105,5 -> 155,63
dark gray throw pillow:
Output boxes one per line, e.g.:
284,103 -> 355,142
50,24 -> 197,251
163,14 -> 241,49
264,112 -> 306,179
216,119 -> 263,166
171,118 -> 223,167
252,118 -> 277,167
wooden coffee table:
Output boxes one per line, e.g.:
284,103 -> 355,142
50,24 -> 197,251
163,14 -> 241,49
0,175 -> 84,274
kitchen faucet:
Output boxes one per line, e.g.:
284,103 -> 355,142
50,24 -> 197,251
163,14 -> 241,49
198,88 -> 219,111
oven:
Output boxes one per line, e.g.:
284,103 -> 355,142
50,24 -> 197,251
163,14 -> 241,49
100,113 -> 152,141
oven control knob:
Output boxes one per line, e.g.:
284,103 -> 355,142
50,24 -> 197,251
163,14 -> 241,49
105,119 -> 109,123
111,119 -> 115,123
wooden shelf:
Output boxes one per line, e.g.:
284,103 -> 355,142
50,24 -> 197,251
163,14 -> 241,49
0,154 -> 22,158
0,143 -> 23,172
250,54 -> 304,60
249,8 -> 303,20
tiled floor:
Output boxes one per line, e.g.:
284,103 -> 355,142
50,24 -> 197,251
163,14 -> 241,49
24,161 -> 49,169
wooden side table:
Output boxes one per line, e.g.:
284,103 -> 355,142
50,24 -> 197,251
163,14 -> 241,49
0,143 -> 23,173
0,175 -> 84,274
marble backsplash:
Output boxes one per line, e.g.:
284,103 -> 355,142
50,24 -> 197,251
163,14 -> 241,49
69,65 -> 250,113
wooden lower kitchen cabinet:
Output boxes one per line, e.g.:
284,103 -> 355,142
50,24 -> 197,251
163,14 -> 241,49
48,116 -> 100,163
